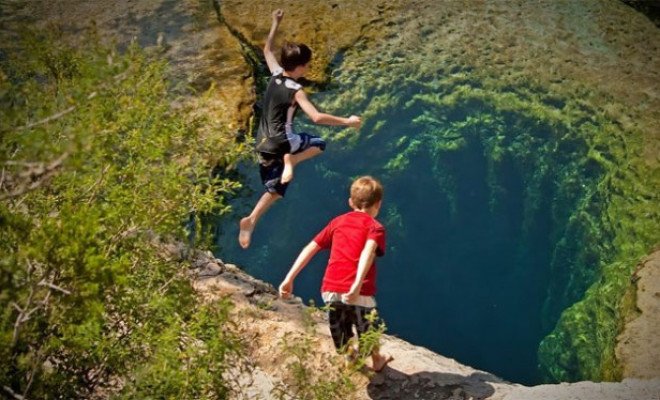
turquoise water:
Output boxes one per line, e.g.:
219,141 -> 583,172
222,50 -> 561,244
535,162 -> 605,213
215,88 -> 601,384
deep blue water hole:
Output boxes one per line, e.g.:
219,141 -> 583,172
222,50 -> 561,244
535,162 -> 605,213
215,93 -> 596,385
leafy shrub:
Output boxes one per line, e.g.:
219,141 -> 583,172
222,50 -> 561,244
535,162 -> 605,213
1,26 -> 250,398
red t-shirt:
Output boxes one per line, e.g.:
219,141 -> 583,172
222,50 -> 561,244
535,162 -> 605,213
313,211 -> 386,296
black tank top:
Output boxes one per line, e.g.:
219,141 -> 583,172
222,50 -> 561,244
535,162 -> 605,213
255,69 -> 302,156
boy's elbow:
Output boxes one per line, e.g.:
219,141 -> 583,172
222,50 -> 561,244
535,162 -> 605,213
310,114 -> 323,124
263,43 -> 273,54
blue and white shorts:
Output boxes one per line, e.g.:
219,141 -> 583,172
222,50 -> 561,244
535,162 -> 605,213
258,133 -> 326,197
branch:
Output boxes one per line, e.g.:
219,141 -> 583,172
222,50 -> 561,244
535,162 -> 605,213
11,260 -> 43,346
21,305 -> 42,322
16,91 -> 97,132
80,164 -> 111,203
0,152 -> 69,200
22,361 -> 37,399
2,385 -> 26,400
104,225 -> 139,258
4,63 -> 132,136
12,282 -> 35,346
18,106 -> 76,130
11,302 -> 22,313
158,275 -> 177,295
38,280 -> 71,295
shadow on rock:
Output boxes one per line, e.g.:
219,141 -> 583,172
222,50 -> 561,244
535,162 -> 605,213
367,368 -> 498,400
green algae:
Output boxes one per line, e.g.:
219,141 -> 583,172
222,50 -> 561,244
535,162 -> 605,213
308,41 -> 659,381
221,0 -> 660,382
539,259 -> 640,381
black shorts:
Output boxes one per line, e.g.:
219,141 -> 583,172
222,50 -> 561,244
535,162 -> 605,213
259,156 -> 287,196
327,302 -> 382,351
258,133 -> 326,197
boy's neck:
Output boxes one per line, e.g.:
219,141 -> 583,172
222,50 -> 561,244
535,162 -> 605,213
352,206 -> 379,218
283,64 -> 307,80
283,71 -> 303,80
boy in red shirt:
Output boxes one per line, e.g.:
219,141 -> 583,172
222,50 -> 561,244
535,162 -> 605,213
279,176 -> 393,371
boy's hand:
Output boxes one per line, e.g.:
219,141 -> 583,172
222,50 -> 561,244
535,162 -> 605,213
342,285 -> 360,304
347,115 -> 361,129
279,279 -> 293,299
272,9 -> 284,23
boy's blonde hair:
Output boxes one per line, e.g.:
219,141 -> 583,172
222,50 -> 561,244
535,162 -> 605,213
350,176 -> 383,210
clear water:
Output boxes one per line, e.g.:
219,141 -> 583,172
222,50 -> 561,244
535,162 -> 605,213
215,94 -> 603,386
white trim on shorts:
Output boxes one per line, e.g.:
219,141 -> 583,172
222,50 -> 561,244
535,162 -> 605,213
322,291 -> 377,308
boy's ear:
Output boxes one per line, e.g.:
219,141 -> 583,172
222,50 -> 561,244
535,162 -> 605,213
293,64 -> 307,76
348,198 -> 355,209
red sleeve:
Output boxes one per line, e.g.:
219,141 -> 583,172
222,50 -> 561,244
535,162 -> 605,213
313,221 -> 333,249
368,224 -> 386,256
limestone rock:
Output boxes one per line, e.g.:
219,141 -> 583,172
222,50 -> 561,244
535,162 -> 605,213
616,249 -> 660,379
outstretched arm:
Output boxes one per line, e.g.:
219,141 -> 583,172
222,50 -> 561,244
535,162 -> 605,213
264,9 -> 284,74
279,241 -> 321,299
342,239 -> 378,304
294,90 -> 361,128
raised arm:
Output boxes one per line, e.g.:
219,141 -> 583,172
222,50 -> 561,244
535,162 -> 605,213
279,241 -> 321,299
294,90 -> 361,128
342,239 -> 379,304
264,9 -> 284,74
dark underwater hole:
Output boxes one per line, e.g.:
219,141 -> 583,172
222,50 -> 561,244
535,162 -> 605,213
333,104 -> 602,384
214,94 -> 604,385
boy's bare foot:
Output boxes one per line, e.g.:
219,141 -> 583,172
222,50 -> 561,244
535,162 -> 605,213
238,217 -> 254,249
281,163 -> 294,184
371,353 -> 394,372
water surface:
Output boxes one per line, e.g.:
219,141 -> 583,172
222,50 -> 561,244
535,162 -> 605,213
213,2 -> 618,383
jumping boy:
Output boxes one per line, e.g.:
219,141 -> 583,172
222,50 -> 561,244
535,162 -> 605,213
279,176 -> 393,372
239,9 -> 362,249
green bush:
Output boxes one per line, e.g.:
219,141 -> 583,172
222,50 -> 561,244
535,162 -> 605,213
1,27 -> 250,398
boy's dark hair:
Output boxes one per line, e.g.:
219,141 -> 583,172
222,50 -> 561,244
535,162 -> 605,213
280,42 -> 312,72
350,176 -> 383,210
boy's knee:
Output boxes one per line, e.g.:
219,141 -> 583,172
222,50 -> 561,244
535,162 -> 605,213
301,133 -> 325,152
314,137 -> 326,152
312,137 -> 326,152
